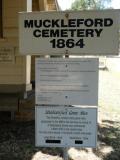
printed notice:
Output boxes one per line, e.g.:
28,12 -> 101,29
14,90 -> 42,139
35,106 -> 97,147
35,58 -> 98,105
0,47 -> 14,63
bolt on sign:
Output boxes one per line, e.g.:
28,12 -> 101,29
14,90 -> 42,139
35,58 -> 98,106
0,47 -> 15,64
35,106 -> 97,148
19,10 -> 120,55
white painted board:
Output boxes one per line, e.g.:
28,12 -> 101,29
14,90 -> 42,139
35,106 -> 97,148
19,10 -> 120,55
0,47 -> 15,63
35,58 -> 98,106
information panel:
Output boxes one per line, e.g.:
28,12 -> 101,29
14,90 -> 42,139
19,10 -> 120,55
0,47 -> 15,63
35,58 -> 98,106
35,106 -> 97,148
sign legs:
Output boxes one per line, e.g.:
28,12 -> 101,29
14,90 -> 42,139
63,147 -> 69,160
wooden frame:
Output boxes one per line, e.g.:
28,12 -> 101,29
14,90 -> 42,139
0,0 -> 3,38
38,0 -> 47,11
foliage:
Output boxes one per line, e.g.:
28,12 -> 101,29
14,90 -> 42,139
71,0 -> 112,10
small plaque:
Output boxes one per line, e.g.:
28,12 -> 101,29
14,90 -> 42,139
0,47 -> 15,63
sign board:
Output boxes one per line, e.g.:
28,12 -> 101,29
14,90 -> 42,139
19,10 -> 120,55
0,47 -> 15,63
35,106 -> 97,148
35,58 -> 98,106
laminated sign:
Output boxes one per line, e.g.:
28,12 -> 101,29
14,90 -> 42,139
35,58 -> 98,106
19,10 -> 120,55
35,106 -> 97,148
0,47 -> 15,63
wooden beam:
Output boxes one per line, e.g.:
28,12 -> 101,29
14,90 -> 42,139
0,0 -> 3,38
32,0 -> 39,11
38,0 -> 48,11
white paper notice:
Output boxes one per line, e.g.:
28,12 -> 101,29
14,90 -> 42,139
35,106 -> 97,147
35,58 -> 98,105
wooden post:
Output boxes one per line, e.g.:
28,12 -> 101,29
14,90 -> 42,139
63,147 -> 69,160
38,0 -> 48,11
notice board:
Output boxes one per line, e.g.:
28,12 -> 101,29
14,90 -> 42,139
35,58 -> 98,106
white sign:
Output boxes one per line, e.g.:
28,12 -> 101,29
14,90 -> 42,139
35,58 -> 98,106
35,106 -> 97,148
19,10 -> 120,55
0,47 -> 15,63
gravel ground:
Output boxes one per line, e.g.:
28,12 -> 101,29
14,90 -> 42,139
0,70 -> 120,160
99,70 -> 120,112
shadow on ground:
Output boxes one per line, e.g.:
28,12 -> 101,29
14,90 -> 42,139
0,112 -> 120,160
97,120 -> 120,160
0,112 -> 62,160
68,119 -> 120,160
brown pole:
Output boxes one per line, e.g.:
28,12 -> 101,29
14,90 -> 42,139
0,0 -> 3,38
